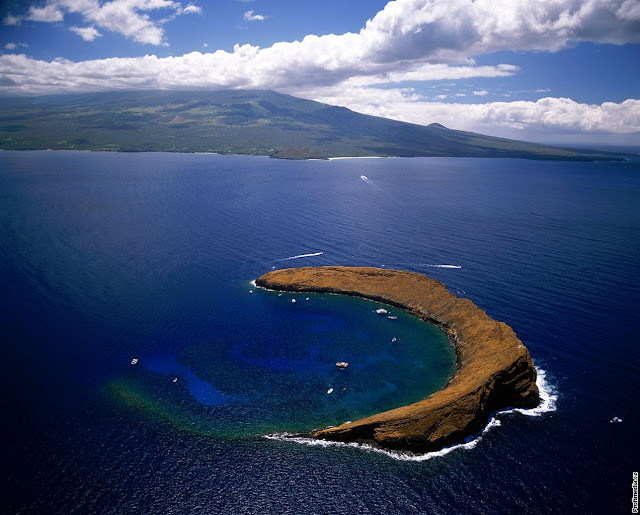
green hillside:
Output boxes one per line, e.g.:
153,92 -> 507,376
0,89 -> 615,160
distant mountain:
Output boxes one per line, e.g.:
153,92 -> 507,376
0,89 -> 618,160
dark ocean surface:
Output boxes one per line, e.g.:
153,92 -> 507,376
1,151 -> 638,514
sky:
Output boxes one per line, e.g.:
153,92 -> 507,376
1,0 -> 639,145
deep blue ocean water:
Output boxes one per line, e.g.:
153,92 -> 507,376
1,151 -> 638,514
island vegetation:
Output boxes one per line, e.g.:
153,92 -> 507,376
0,89 -> 619,161
256,266 -> 540,452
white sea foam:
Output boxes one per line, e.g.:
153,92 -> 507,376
423,264 -> 462,269
508,367 -> 557,417
264,365 -> 556,461
279,252 -> 324,261
264,417 -> 503,462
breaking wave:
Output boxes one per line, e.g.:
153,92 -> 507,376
264,365 -> 556,461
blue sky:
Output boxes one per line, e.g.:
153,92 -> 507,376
1,0 -> 639,144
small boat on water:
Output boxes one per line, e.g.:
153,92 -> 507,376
327,388 -> 334,394
375,308 -> 388,315
335,361 -> 349,368
387,315 -> 398,320
291,298 -> 296,303
610,416 -> 623,423
391,337 -> 397,343
130,358 -> 138,365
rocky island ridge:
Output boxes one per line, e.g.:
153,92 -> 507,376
256,266 -> 540,453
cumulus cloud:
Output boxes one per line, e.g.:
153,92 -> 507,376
5,0 -> 202,45
357,0 -> 640,65
182,4 -> 201,14
347,63 -> 518,86
26,3 -> 64,22
243,10 -> 265,22
3,13 -> 21,25
70,26 -> 102,41
473,90 -> 489,96
314,87 -> 640,134
0,50 -> 522,96
4,42 -> 29,51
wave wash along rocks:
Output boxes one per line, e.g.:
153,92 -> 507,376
255,266 -> 540,453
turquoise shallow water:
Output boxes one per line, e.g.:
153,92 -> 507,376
112,288 -> 455,438
1,151 -> 639,513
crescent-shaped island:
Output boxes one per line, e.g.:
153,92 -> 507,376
256,266 -> 540,453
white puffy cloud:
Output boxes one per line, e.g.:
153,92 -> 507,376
26,3 -> 64,22
311,86 -> 640,134
4,42 -> 29,51
81,0 -> 169,45
356,0 -> 640,66
0,50 -> 521,96
244,10 -> 266,22
4,0 -> 202,45
473,90 -> 489,96
347,63 -> 518,86
3,14 -> 21,25
182,4 -> 201,14
70,26 -> 102,41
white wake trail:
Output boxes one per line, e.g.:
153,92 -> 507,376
279,252 -> 324,261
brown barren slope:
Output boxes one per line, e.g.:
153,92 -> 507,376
256,266 -> 539,453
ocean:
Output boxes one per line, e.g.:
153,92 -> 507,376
1,151 -> 638,513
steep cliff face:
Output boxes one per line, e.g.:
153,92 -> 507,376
256,266 -> 540,453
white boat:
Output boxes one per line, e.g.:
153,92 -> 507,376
173,377 -> 178,383
375,308 -> 388,315
387,315 -> 398,320
327,388 -> 334,394
335,361 -> 349,368
130,358 -> 138,365
291,298 -> 296,303
610,416 -> 623,423
391,337 -> 397,343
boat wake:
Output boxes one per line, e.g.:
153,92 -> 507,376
264,365 -> 557,462
358,174 -> 383,192
423,264 -> 462,269
278,252 -> 324,261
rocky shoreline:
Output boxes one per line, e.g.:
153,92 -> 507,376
255,266 -> 540,453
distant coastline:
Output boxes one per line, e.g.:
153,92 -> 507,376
0,90 -> 626,162
256,266 -> 540,453
0,148 -> 625,163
